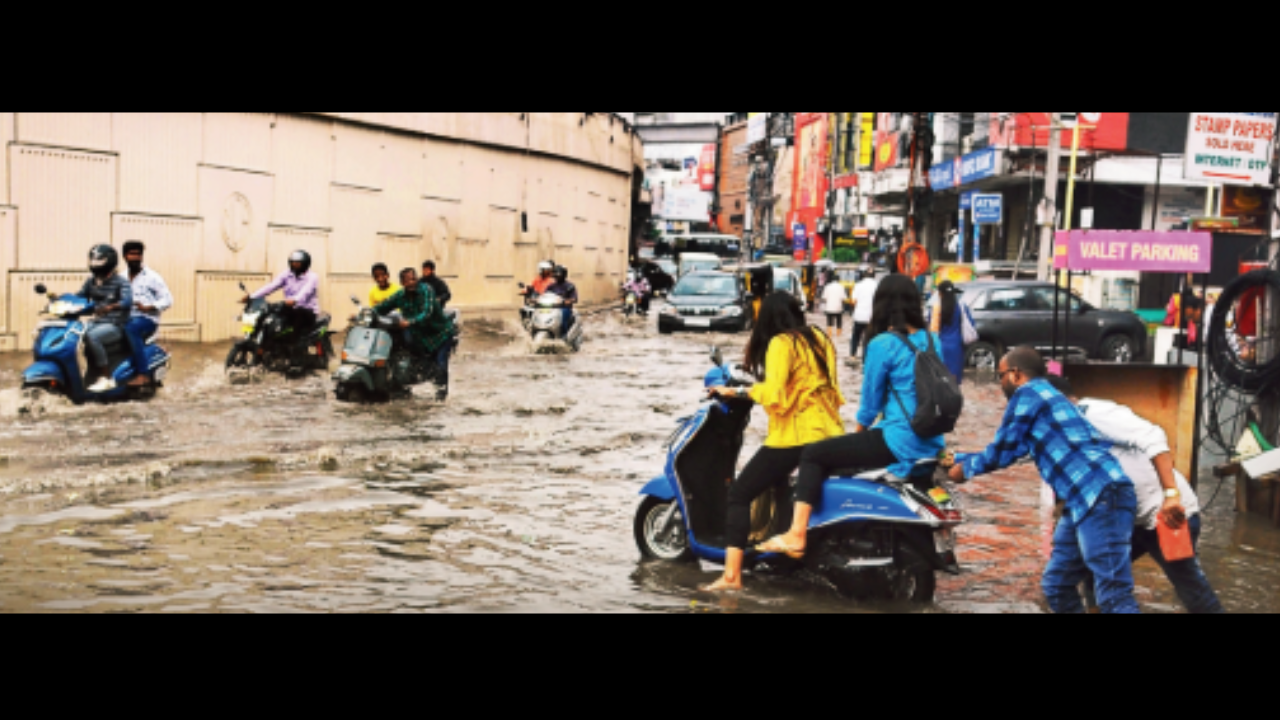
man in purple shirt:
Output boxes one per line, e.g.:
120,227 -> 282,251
241,251 -> 321,332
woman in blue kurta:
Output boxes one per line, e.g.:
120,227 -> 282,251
756,274 -> 947,558
929,280 -> 967,386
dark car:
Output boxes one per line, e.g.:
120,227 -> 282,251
958,281 -> 1148,369
636,260 -> 676,296
659,271 -> 750,335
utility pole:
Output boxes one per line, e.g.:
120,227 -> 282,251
1038,113 -> 1063,281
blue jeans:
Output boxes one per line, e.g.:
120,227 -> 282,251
125,317 -> 158,379
1131,515 -> 1224,614
1043,483 -> 1141,615
85,323 -> 125,369
560,308 -> 574,338
434,342 -> 452,389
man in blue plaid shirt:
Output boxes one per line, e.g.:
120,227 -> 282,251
948,347 -> 1140,614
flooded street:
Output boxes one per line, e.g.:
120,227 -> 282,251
0,311 -> 1277,613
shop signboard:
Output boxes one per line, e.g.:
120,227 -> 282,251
699,144 -> 718,192
1053,230 -> 1212,273
1184,112 -> 1277,186
928,159 -> 958,190
832,174 -> 859,190
660,188 -> 713,222
1008,113 -> 1131,152
959,148 -> 999,185
793,223 -> 808,261
973,194 -> 1003,225
1219,185 -> 1271,234
747,113 -> 768,145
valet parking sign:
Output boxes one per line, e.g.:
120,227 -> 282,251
1185,112 -> 1277,185
1055,231 -> 1212,273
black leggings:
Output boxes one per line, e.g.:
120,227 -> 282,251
726,446 -> 805,551
796,430 -> 898,506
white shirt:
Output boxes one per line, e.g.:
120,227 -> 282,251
1077,398 -> 1200,530
129,266 -> 174,321
851,278 -> 879,324
822,282 -> 847,314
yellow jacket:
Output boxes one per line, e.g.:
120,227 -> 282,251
369,283 -> 402,307
748,330 -> 846,448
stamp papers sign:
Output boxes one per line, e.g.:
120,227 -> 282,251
1054,230 -> 1212,273
1184,112 -> 1277,186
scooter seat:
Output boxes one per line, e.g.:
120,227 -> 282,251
315,313 -> 332,328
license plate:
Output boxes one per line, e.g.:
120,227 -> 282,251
685,318 -> 711,327
935,528 -> 956,554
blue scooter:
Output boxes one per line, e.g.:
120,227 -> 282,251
22,283 -> 172,404
634,348 -> 963,603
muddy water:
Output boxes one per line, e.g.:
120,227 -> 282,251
0,313 -> 1276,613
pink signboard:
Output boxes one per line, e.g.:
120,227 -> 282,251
1053,230 -> 1213,273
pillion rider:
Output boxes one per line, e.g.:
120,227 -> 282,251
374,267 -> 458,401
122,241 -> 173,387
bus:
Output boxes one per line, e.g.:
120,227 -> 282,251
663,234 -> 744,261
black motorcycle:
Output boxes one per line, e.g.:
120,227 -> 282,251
226,282 -> 335,376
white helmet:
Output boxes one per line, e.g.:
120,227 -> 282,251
539,261 -> 554,273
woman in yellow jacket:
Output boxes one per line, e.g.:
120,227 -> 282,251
703,292 -> 845,593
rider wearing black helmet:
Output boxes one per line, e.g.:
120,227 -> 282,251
241,250 -> 321,334
545,265 -> 579,337
78,244 -> 134,393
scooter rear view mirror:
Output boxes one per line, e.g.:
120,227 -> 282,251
33,284 -> 47,296
239,282 -> 247,292
351,295 -> 361,305
710,346 -> 723,367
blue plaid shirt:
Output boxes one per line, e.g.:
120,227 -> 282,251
959,378 -> 1133,524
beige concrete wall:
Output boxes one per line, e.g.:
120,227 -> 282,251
0,112 -> 641,349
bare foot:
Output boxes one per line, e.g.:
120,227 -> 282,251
699,577 -> 743,594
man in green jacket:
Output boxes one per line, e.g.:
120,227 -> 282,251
375,267 -> 457,400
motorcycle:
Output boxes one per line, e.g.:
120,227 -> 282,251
226,282 -> 335,377
518,283 -> 583,353
634,348 -> 963,603
333,296 -> 449,402
22,283 -> 172,404
620,282 -> 650,320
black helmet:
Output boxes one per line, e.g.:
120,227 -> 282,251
289,250 -> 312,277
88,244 -> 119,279
553,266 -> 568,282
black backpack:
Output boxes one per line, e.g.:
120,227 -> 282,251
888,332 -> 964,438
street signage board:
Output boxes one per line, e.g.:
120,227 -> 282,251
973,194 -> 1003,225
1053,230 -> 1212,273
959,192 -> 975,210
1184,112 -> 1277,186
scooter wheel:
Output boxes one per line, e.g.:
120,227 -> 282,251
885,545 -> 936,604
635,497 -> 694,563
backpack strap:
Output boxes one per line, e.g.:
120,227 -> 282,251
886,331 -> 922,421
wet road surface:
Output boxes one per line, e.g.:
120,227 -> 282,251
0,311 -> 1276,613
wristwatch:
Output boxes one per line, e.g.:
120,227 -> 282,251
1164,489 -> 1182,499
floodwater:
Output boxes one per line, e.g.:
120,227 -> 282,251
0,311 -> 1276,614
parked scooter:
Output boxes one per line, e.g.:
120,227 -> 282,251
333,296 -> 448,402
22,284 -> 172,404
634,348 -> 963,603
226,282 -> 335,377
517,283 -> 583,353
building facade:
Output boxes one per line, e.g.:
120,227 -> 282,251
0,112 -> 643,351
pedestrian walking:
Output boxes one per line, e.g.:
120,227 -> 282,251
849,268 -> 878,358
928,281 -> 972,385
949,347 -> 1142,615
821,275 -> 848,338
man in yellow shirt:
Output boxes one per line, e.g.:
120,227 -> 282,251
368,263 -> 401,307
